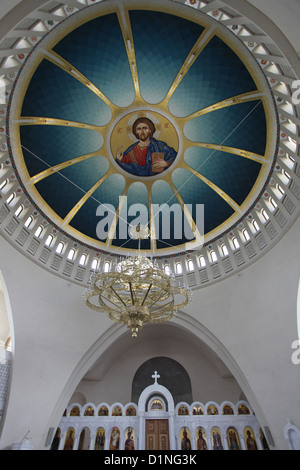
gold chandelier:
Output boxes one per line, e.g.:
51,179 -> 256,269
84,225 -> 192,337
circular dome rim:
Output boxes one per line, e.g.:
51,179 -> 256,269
0,0 -> 298,291
7,0 -> 278,257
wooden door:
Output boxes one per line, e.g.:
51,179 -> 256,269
145,419 -> 169,450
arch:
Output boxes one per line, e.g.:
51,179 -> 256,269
47,312 -> 270,446
97,404 -> 109,416
69,405 -> 81,417
297,276 -> 300,341
0,271 -> 13,428
78,427 -> 90,450
211,426 -> 224,450
50,427 -> 61,450
244,426 -> 258,450
227,426 -> 242,450
138,381 -> 175,414
191,402 -> 205,415
0,270 -> 13,351
109,427 -> 120,450
195,427 -> 208,451
124,427 -> 136,450
83,404 -> 95,416
94,427 -> 106,450
180,427 -> 192,451
284,422 -> 300,450
63,427 -> 75,450
132,356 -> 193,405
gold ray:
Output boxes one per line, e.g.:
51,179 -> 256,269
16,116 -> 107,133
179,90 -> 265,121
181,161 -> 242,214
148,186 -> 157,253
168,179 -> 204,250
42,49 -> 118,112
161,25 -> 216,107
105,181 -> 131,248
182,139 -> 266,163
62,168 -> 114,227
29,150 -> 108,185
117,5 -> 141,101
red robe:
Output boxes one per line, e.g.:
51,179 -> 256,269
121,145 -> 148,166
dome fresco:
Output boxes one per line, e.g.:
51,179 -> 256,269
11,4 -> 276,256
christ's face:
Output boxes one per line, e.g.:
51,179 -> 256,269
135,122 -> 151,141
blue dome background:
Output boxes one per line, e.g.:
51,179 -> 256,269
18,7 -> 269,253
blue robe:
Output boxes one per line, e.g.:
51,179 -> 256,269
116,137 -> 177,176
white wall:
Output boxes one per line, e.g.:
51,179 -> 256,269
0,217 -> 298,449
73,325 -> 244,406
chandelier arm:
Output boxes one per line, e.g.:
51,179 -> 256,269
98,293 -> 125,310
148,300 -> 175,315
110,286 -> 127,307
172,287 -> 191,310
141,283 -> 152,306
85,295 -> 106,312
142,287 -> 170,307
129,282 -> 135,305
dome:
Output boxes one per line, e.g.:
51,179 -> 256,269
1,0 -> 299,287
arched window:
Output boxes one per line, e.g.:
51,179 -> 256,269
0,179 -> 8,191
79,254 -> 87,266
67,248 -> 76,260
232,237 -> 240,250
45,234 -> 53,247
24,216 -> 33,228
56,242 -> 64,254
277,184 -> 285,197
164,264 -> 171,275
14,204 -> 23,217
210,250 -> 217,263
103,261 -> 110,272
91,258 -> 98,270
242,229 -> 250,241
6,193 -> 15,205
175,262 -> 183,274
270,197 -> 277,210
261,209 -> 269,221
187,259 -> 194,271
199,255 -> 206,268
221,244 -> 229,256
34,225 -> 43,238
252,219 -> 260,233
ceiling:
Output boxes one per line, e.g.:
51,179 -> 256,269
9,2 -> 276,256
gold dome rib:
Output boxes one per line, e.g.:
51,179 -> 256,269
117,4 -> 141,102
177,90 -> 265,121
28,150 -> 108,185
168,179 -> 204,250
61,168 -> 114,228
181,161 -> 242,214
17,116 -> 107,132
105,181 -> 131,248
148,187 -> 157,254
42,49 -> 119,113
182,139 -> 266,163
160,25 -> 216,109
